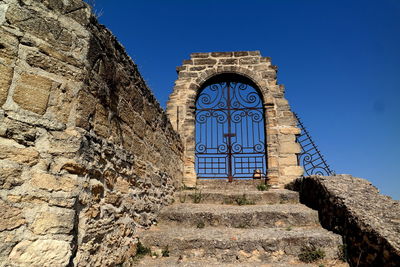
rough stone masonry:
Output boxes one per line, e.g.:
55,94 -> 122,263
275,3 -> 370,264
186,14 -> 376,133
0,0 -> 183,266
167,51 -> 303,187
1,0 -> 398,267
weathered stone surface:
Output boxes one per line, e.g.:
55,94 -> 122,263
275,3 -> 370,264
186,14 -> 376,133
211,52 -> 233,57
30,171 -> 78,192
0,160 -> 23,189
288,175 -> 400,267
280,166 -> 303,176
278,154 -> 298,166
0,3 -> 8,25
0,137 -> 39,166
0,201 -> 26,231
9,239 -> 71,266
194,58 -> 217,65
0,28 -> 19,59
279,141 -> 301,154
0,65 -> 13,106
25,49 -> 82,80
280,126 -> 301,135
29,206 -> 75,234
137,180 -> 345,265
0,1 -> 182,265
13,73 -> 54,115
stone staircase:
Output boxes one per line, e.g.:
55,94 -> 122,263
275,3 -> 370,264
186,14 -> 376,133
132,180 -> 347,266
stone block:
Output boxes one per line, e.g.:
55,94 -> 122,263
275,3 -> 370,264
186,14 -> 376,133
233,51 -> 249,57
13,73 -> 55,115
280,127 -> 301,135
211,52 -> 233,57
191,52 -> 210,58
30,171 -> 78,192
278,133 -> 296,142
0,160 -> 23,189
6,5 -> 74,51
75,90 -> 96,129
0,137 -> 39,166
38,129 -> 82,154
30,207 -> 75,235
0,201 -> 26,231
239,57 -> 259,65
0,3 -> 8,25
268,156 -> 279,168
193,58 -> 217,65
46,82 -> 75,124
249,51 -> 261,56
60,161 -> 87,175
93,103 -> 110,138
178,71 -> 197,78
219,58 -> 238,65
279,141 -> 301,154
280,165 -> 303,176
0,29 -> 19,59
0,65 -> 13,106
189,66 -> 206,71
182,59 -> 193,65
279,154 -> 298,166
105,192 -> 121,206
9,239 -> 71,266
25,49 -> 81,80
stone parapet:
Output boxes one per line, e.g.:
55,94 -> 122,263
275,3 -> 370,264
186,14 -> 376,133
287,175 -> 400,266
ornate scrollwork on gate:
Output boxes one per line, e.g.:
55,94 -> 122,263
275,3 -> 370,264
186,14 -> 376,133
195,76 -> 267,180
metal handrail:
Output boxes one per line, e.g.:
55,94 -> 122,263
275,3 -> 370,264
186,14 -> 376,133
294,113 -> 334,176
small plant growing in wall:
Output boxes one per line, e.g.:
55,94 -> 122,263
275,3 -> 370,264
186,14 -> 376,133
337,244 -> 348,262
132,240 -> 151,261
196,221 -> 205,229
180,184 -> 197,191
256,184 -> 270,191
162,246 -> 170,257
191,190 -> 203,203
298,244 -> 325,263
235,194 -> 255,206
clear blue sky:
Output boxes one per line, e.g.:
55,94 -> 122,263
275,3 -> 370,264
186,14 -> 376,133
91,0 -> 400,200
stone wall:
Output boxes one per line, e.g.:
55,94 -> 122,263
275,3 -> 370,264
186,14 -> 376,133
167,52 -> 303,187
0,0 -> 183,266
287,175 -> 400,266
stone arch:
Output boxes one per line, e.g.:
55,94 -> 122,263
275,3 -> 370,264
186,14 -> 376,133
167,51 -> 303,187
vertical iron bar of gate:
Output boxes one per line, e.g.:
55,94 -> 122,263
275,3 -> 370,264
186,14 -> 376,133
263,103 -> 269,185
226,82 -> 233,182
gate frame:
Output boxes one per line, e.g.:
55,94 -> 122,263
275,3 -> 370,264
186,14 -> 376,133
195,76 -> 268,181
167,51 -> 303,187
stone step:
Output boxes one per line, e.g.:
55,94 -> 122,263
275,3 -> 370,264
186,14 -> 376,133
159,203 -> 319,228
195,179 -> 270,191
132,255 -> 344,266
175,189 -> 299,205
139,226 -> 343,262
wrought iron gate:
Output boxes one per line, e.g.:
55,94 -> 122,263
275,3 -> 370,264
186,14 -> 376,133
195,76 -> 267,181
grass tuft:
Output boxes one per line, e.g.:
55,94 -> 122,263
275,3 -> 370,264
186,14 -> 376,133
298,244 -> 325,263
162,246 -> 170,257
256,184 -> 271,191
235,194 -> 255,206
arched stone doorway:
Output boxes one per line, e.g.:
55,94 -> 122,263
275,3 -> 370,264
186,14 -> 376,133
167,51 -> 303,187
195,73 -> 267,182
